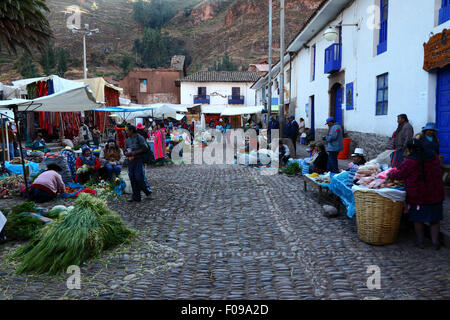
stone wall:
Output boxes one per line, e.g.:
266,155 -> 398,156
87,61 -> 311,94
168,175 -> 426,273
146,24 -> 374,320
314,129 -> 390,160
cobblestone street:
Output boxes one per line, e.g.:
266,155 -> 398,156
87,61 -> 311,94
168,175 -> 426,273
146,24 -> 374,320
1,163 -> 449,300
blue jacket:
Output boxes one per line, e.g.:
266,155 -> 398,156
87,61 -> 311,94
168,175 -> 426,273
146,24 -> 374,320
326,123 -> 343,152
285,120 -> 299,139
268,120 -> 279,130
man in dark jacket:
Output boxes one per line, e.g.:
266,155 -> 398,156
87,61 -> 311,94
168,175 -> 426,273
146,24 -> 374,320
125,125 -> 152,202
324,117 -> 343,173
285,115 -> 299,156
389,114 -> 414,168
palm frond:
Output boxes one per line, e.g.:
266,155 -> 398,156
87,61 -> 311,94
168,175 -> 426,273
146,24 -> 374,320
0,0 -> 53,55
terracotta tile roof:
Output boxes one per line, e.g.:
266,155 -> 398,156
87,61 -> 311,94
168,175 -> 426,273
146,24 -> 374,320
180,71 -> 259,83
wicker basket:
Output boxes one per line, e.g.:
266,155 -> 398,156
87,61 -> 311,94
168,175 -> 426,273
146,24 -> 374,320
354,190 -> 404,245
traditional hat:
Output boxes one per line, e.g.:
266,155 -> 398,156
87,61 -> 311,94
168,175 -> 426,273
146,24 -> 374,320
136,123 -> 144,130
421,122 -> 438,132
351,148 -> 365,157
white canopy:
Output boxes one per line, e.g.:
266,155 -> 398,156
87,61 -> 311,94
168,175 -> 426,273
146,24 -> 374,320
0,85 -> 101,112
201,105 -> 227,114
12,75 -> 84,94
220,106 -> 264,116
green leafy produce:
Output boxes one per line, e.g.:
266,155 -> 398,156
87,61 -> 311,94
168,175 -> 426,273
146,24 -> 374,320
282,162 -> 302,176
11,202 -> 36,215
11,193 -> 136,275
3,213 -> 44,241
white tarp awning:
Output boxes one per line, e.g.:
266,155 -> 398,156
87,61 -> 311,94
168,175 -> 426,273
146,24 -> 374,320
201,105 -> 227,114
220,106 -> 264,116
0,86 -> 101,112
12,75 -> 85,94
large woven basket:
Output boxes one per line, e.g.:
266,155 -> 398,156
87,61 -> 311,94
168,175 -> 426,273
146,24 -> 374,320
354,190 -> 403,245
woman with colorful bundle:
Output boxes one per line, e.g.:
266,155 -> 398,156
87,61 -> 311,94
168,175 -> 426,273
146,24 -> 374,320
75,148 -> 101,184
153,122 -> 166,161
387,139 -> 445,250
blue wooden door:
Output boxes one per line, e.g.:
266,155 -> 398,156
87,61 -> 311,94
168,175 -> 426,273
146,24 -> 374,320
437,65 -> 450,164
334,87 -> 343,125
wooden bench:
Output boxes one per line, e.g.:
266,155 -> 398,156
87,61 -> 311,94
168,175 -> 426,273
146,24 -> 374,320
301,175 -> 342,212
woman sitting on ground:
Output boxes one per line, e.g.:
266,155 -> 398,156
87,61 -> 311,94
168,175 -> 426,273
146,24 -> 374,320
99,138 -> 125,181
312,143 -> 328,174
30,164 -> 65,203
75,147 -> 101,184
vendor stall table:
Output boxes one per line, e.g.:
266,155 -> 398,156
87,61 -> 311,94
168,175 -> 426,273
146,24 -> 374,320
301,174 -> 341,210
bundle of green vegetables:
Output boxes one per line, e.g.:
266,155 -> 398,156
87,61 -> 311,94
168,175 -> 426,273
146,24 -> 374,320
3,202 -> 41,240
11,193 -> 136,275
281,162 -> 302,176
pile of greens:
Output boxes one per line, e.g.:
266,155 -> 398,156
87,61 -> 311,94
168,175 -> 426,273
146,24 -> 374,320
281,162 -> 302,176
3,202 -> 42,241
11,193 -> 136,275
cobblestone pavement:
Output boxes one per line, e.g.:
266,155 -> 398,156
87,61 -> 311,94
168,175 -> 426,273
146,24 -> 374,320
0,163 -> 449,300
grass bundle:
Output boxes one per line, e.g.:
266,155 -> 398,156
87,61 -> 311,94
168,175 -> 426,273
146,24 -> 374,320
11,193 -> 136,275
282,162 -> 302,176
3,202 -> 40,240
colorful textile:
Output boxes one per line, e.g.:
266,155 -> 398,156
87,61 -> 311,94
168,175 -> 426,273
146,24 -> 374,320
61,150 -> 77,179
75,188 -> 98,197
153,129 -> 166,160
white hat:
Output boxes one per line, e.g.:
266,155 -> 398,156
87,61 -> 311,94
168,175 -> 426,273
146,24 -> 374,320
351,148 -> 365,157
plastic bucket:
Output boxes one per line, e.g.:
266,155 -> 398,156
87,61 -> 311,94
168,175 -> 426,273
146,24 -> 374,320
338,138 -> 352,159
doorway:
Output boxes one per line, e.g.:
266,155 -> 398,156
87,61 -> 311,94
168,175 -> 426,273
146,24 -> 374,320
437,65 -> 450,164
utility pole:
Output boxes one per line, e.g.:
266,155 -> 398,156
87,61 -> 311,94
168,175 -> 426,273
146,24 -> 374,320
83,33 -> 87,79
279,0 -> 285,138
268,0 -> 273,129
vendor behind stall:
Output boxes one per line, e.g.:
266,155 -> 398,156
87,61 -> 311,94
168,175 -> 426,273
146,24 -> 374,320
76,147 -> 101,184
30,164 -> 65,203
349,148 -> 367,168
313,143 -> 328,174
100,138 -> 125,181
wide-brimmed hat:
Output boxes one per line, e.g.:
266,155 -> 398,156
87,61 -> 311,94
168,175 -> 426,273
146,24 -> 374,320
62,146 -> 73,152
422,122 -> 438,132
325,117 -> 335,124
351,148 -> 365,157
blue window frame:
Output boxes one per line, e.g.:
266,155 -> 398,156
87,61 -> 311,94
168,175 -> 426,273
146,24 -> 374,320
439,0 -> 450,25
376,73 -> 388,115
346,82 -> 354,110
312,45 -> 316,81
377,0 -> 388,55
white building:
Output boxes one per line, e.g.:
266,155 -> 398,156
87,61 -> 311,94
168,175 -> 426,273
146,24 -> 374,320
254,0 -> 450,163
179,71 -> 259,127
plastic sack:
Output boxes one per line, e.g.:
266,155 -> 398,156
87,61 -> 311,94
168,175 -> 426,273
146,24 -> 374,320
112,180 -> 127,196
120,172 -> 132,194
373,150 -> 394,167
43,155 -> 73,183
5,161 -> 40,176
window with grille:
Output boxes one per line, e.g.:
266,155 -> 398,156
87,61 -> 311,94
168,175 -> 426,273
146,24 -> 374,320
376,73 -> 388,115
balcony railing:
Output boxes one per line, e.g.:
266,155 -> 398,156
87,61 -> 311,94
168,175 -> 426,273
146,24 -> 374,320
194,95 -> 210,104
439,5 -> 450,25
324,43 -> 342,74
228,95 -> 245,104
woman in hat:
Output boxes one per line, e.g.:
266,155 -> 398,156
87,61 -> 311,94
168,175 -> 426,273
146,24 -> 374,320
388,139 -> 445,250
136,122 -> 148,140
75,147 -> 101,184
60,146 -> 77,180
100,138 -> 125,180
349,148 -> 367,168
313,143 -> 328,174
414,122 -> 439,157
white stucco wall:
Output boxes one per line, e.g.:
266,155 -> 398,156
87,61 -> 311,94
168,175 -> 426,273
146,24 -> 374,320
180,82 -> 256,107
284,0 -> 450,136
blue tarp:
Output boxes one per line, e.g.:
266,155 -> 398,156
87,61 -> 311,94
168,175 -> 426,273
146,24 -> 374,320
328,171 -> 356,218
57,182 -> 83,199
5,161 -> 40,177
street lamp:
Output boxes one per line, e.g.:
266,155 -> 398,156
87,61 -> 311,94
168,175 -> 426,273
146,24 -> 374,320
323,22 -> 360,42
72,24 -> 100,79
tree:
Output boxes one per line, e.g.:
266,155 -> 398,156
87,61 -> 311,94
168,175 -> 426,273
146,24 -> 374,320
16,54 -> 40,78
120,55 -> 135,76
133,0 -> 175,29
39,45 -> 57,76
56,47 -> 68,77
0,0 -> 52,54
209,52 -> 238,71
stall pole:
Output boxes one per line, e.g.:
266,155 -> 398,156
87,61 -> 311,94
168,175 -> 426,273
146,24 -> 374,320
12,106 -> 29,199
0,114 -> 5,164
